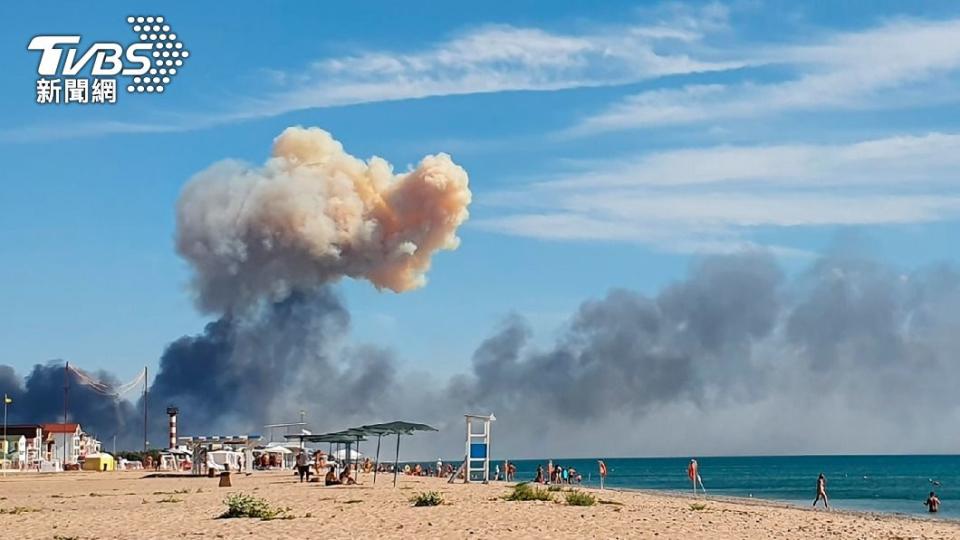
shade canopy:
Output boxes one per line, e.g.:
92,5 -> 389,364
355,421 -> 438,487
360,421 -> 438,435
284,431 -> 368,444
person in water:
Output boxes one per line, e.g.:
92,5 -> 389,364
925,491 -> 941,513
813,473 -> 829,509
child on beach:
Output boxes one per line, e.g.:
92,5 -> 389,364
813,473 -> 830,509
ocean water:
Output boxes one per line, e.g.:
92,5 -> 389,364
496,455 -> 960,519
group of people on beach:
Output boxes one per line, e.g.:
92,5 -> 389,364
532,461 -> 582,485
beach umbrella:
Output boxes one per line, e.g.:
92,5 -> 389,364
359,421 -> 438,487
284,431 -> 367,476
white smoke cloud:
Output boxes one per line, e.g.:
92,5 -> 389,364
176,126 -> 471,313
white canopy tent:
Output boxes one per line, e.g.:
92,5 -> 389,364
334,448 -> 363,461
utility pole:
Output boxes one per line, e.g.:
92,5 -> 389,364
63,362 -> 69,468
3,393 -> 10,477
143,366 -> 148,453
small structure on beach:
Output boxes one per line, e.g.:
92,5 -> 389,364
463,414 -> 495,484
81,453 -> 115,472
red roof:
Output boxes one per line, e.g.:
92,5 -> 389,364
41,423 -> 80,434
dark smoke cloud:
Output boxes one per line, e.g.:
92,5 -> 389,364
439,251 -> 960,458
4,251 -> 960,457
145,288 -> 397,443
451,252 -> 783,423
0,362 -> 139,443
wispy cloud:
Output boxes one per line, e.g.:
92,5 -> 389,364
570,18 -> 960,134
475,132 -> 960,254
1,7 -> 743,142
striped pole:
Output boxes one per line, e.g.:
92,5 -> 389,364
166,407 -> 179,450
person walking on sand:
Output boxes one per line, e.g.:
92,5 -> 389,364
296,450 -> 310,483
925,491 -> 941,513
813,473 -> 829,509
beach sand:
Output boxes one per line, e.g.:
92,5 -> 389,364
1,470 -> 958,539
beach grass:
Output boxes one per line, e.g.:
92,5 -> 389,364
219,493 -> 291,521
505,483 -> 554,502
411,491 -> 444,507
690,502 -> 708,511
565,490 -> 596,506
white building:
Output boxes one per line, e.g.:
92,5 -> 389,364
1,435 -> 27,469
42,423 -> 84,465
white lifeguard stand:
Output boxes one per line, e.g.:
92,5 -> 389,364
464,413 -> 495,483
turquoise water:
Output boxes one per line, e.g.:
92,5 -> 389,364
498,455 -> 960,519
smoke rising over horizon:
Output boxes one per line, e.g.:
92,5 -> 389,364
2,126 -> 959,458
177,126 -> 471,314
0,126 -> 473,450
3,250 -> 960,457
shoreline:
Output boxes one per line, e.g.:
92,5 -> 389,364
608,485 -> 960,524
3,470 -> 960,539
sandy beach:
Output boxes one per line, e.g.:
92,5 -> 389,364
0,470 -> 958,539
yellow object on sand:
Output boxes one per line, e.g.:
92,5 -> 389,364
81,453 -> 116,472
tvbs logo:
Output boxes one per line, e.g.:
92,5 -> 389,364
27,16 -> 189,105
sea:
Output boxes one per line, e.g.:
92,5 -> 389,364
493,455 -> 960,520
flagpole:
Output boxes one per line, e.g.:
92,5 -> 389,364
3,394 -> 8,477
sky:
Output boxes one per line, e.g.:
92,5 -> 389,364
2,2 -> 960,457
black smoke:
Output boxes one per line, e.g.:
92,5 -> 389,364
3,251 -> 960,457
144,288 -> 396,444
0,362 -> 139,444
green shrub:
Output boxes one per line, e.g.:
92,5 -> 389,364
565,490 -> 596,506
504,483 -> 554,502
547,484 -> 564,492
689,502 -> 707,511
219,493 -> 290,520
410,491 -> 444,507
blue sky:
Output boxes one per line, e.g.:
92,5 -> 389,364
2,1 -> 960,384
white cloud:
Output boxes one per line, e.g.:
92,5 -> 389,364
540,133 -> 960,189
571,19 -> 960,134
476,132 -> 960,253
260,20 -> 744,115
2,8 -> 744,142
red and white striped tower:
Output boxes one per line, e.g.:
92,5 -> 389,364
166,406 -> 179,450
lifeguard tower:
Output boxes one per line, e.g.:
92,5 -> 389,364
464,413 -> 495,483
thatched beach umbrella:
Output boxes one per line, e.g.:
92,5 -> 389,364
359,421 -> 438,487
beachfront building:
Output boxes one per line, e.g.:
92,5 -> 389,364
4,424 -> 43,466
42,423 -> 83,464
2,434 -> 28,469
79,432 -> 101,458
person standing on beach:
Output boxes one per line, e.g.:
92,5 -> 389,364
813,473 -> 829,509
925,491 -> 941,513
296,450 -> 310,483
535,465 -> 544,484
